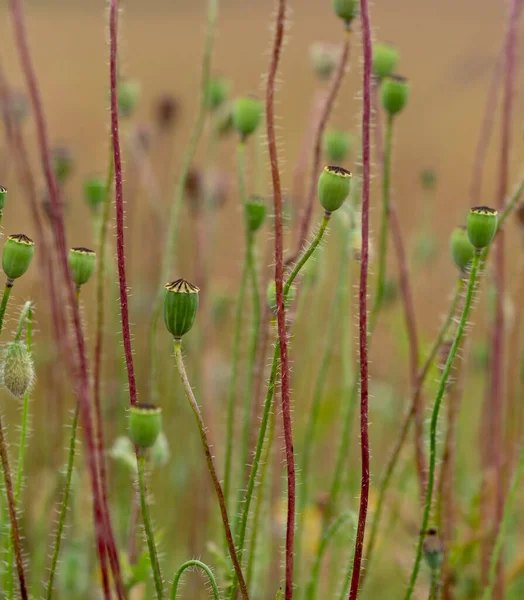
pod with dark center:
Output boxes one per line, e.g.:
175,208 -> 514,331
380,74 -> 409,117
450,227 -> 475,272
51,146 -> 74,184
422,528 -> 444,571
83,176 -> 106,213
467,206 -> 498,249
0,186 -> 7,213
318,166 -> 352,213
68,247 -> 96,287
323,129 -> 352,163
332,0 -> 358,26
244,195 -> 267,233
266,280 -> 296,315
129,404 -> 162,450
207,77 -> 230,111
2,234 -> 35,282
164,279 -> 200,339
118,79 -> 140,118
232,96 -> 262,139
372,42 -> 399,80
2,341 -> 34,399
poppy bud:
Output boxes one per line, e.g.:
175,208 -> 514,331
232,96 -> 263,139
309,42 -> 341,80
450,227 -> 474,272
207,77 -> 230,111
244,195 -> 267,233
129,404 -> 162,450
372,42 -> 399,80
118,79 -> 140,118
323,129 -> 352,163
380,75 -> 409,117
332,0 -> 358,27
2,341 -> 34,399
83,176 -> 106,213
68,247 -> 96,287
52,146 -> 74,184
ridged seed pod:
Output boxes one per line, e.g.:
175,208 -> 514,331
163,279 -> 200,339
68,247 -> 96,287
2,234 -> 35,282
318,166 -> 352,213
467,206 -> 498,249
129,404 -> 162,450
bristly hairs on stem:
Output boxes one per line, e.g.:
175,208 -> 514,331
266,1 -> 296,599
347,0 -> 372,597
9,0 -> 124,596
171,559 -> 220,600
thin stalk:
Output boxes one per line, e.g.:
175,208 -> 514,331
0,282 -> 13,335
171,560 -> 220,600
230,214 -> 331,600
137,453 -> 164,599
362,276 -> 464,583
149,0 -> 218,406
404,251 -> 482,600
482,437 -> 524,600
305,512 -> 354,600
173,341 -> 249,600
347,0 -> 372,595
429,570 -> 439,600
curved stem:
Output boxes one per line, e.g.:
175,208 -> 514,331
404,251 -> 482,600
149,0 -> 218,405
171,559 -> 220,600
173,341 -> 249,600
137,453 -> 164,599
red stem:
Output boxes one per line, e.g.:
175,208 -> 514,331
490,1 -> 519,597
109,0 -> 138,408
8,1 -> 125,597
287,35 -> 350,267
348,1 -> 372,597
266,2 -> 294,599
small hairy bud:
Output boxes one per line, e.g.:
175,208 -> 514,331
309,42 -> 341,80
2,341 -> 34,399
206,76 -> 230,111
232,96 -> 263,139
380,74 -> 409,117
372,42 -> 399,80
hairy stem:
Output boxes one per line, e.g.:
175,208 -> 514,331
0,282 -> 13,335
171,560 -> 220,600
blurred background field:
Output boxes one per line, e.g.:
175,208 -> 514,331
1,1 -> 524,599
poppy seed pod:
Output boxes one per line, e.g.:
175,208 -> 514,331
163,279 -> 200,339
380,75 -> 409,117
244,196 -> 267,233
422,528 -> 445,571
372,43 -> 399,80
69,247 -> 96,287
266,281 -> 296,315
207,77 -> 230,111
323,129 -> 352,163
318,166 -> 352,213
232,96 -> 262,139
467,206 -> 498,249
0,186 -> 6,213
118,79 -> 140,118
83,176 -> 106,213
450,227 -> 474,272
332,0 -> 358,26
2,341 -> 34,399
129,404 -> 162,450
2,234 -> 35,282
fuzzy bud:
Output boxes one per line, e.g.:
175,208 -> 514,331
323,129 -> 352,163
380,75 -> 409,117
310,43 -> 341,80
68,247 -> 96,287
232,96 -> 263,139
118,79 -> 140,118
266,281 -> 296,315
214,103 -> 234,137
207,77 -> 230,111
52,146 -> 74,184
2,234 -> 35,282
318,166 -> 352,213
163,278 -> 200,339
450,227 -> 474,272
2,341 -> 34,399
129,404 -> 162,450
151,432 -> 170,466
83,176 -> 106,213
244,195 -> 267,233
372,42 -> 399,80
467,206 -> 498,249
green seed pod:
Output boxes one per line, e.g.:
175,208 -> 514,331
318,166 -> 352,213
372,42 -> 399,80
51,146 -> 74,184
163,278 -> 200,339
207,77 -> 230,111
68,247 -> 96,287
450,227 -> 475,272
232,96 -> 262,139
467,206 -> 498,249
128,404 -> 162,450
323,129 -> 352,163
151,431 -> 170,467
2,341 -> 34,399
2,234 -> 35,282
118,79 -> 140,118
422,528 -> 444,571
420,168 -> 437,191
309,42 -> 341,81
266,281 -> 296,315
0,185 -> 6,212
331,0 -> 358,26
244,195 -> 267,233
83,176 -> 106,213
380,75 -> 409,117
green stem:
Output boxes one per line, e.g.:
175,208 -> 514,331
429,569 -> 439,600
171,559 -> 220,600
305,512 -> 354,600
137,453 -> 164,599
369,113 -> 393,333
14,300 -> 32,342
363,276 -> 465,581
173,341 -> 249,600
0,282 -> 13,335
229,213 -> 331,600
148,0 -> 218,406
404,251 -> 482,600
482,439 -> 524,599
